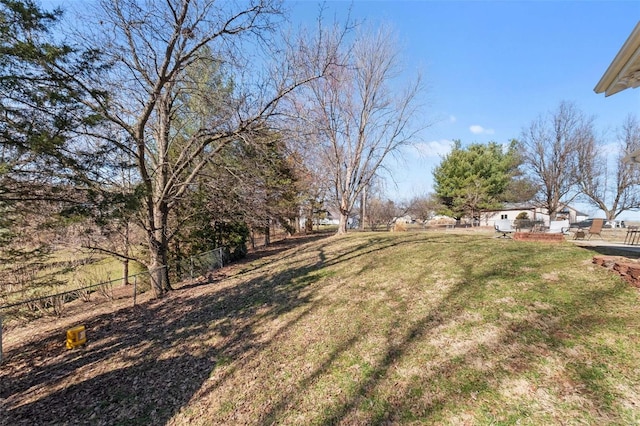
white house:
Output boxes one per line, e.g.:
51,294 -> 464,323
480,203 -> 589,228
394,215 -> 414,224
595,22 -> 640,164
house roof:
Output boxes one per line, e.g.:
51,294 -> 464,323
594,21 -> 640,97
503,203 -> 536,210
482,203 -> 585,215
484,203 -> 535,212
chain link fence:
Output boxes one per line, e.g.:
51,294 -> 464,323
170,247 -> 228,282
0,247 -> 227,363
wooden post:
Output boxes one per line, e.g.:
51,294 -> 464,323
133,276 -> 138,306
0,315 -> 3,364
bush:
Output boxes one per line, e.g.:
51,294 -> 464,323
220,221 -> 249,261
392,222 -> 407,232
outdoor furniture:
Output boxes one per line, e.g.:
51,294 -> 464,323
624,225 -> 640,245
548,220 -> 570,235
574,218 -> 604,240
494,219 -> 515,238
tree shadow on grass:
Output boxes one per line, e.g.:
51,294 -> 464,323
4,355 -> 211,425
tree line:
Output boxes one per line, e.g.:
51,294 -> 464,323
0,0 -> 425,298
431,102 -> 640,223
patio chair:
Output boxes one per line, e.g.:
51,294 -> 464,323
548,220 -> 570,235
624,225 -> 640,245
494,219 -> 515,238
574,218 -> 604,240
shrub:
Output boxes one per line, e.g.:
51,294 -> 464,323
393,222 -> 407,232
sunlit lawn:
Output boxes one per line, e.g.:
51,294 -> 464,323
2,231 -> 639,425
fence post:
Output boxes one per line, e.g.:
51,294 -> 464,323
133,276 -> 137,307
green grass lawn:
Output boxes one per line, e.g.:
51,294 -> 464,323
2,231 -> 639,425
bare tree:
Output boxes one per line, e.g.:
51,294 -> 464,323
575,114 -> 640,220
366,197 -> 408,231
357,173 -> 388,230
295,153 -> 330,233
407,193 -> 440,224
520,101 -> 594,220
73,0 -> 342,296
298,24 -> 425,234
284,122 -> 334,233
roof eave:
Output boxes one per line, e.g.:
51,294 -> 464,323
595,21 -> 640,96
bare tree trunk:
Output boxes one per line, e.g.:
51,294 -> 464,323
338,196 -> 350,234
149,196 -> 172,297
360,186 -> 367,231
295,208 -> 302,234
122,223 -> 130,285
264,224 -> 271,246
122,259 -> 129,286
337,212 -> 349,234
309,205 -> 316,232
149,253 -> 170,298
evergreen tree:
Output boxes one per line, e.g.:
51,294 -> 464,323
0,0 -> 105,299
433,140 -> 519,221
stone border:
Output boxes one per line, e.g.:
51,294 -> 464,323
593,255 -> 640,288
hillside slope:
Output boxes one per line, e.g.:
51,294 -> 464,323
1,232 -> 639,425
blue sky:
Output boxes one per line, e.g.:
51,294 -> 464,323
290,1 -> 640,218
44,0 -> 640,217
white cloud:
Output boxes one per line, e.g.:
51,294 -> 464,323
414,139 -> 454,158
449,115 -> 457,123
469,125 -> 495,135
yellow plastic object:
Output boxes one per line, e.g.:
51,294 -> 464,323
66,325 -> 86,349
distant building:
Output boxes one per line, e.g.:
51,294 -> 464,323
480,204 -> 588,228
394,215 -> 414,224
